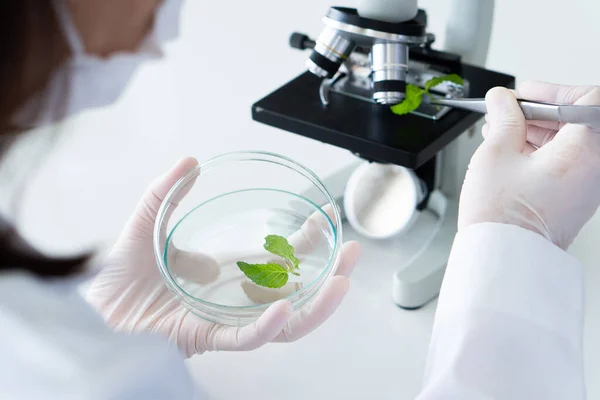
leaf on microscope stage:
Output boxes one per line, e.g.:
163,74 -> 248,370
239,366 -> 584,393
390,84 -> 426,116
425,74 -> 464,92
390,74 -> 465,116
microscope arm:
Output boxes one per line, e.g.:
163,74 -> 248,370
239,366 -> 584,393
354,0 -> 495,66
391,0 -> 496,308
444,0 -> 495,66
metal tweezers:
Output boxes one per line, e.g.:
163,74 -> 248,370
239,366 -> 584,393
428,97 -> 600,129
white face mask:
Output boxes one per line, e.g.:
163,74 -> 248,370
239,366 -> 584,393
12,0 -> 183,128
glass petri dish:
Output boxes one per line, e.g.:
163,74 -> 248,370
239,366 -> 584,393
153,151 -> 343,327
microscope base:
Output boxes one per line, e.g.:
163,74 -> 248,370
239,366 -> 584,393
391,197 -> 457,309
302,161 -> 458,310
337,199 -> 456,310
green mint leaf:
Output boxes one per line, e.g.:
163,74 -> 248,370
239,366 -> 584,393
390,74 -> 465,116
263,235 -> 299,270
424,74 -> 464,92
237,261 -> 290,289
390,84 -> 426,116
238,234 -> 302,289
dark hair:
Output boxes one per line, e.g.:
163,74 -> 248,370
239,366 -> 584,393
0,1 -> 89,278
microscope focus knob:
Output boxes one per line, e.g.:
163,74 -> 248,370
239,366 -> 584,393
356,0 -> 419,23
289,33 -> 315,50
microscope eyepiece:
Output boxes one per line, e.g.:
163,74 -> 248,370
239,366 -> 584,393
306,27 -> 355,79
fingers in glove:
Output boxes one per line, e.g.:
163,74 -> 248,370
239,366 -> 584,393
168,249 -> 220,284
515,82 -> 599,131
155,159 -> 199,243
534,88 -> 600,173
271,275 -> 349,343
145,157 -> 199,220
481,122 -> 538,155
521,143 -> 538,156
484,122 -> 556,150
332,240 -> 361,278
482,87 -> 528,154
517,81 -> 598,105
122,157 -> 199,241
270,241 -> 360,342
152,158 -> 199,201
286,204 -> 337,258
525,124 -> 557,148
203,300 -> 293,351
241,280 -> 303,304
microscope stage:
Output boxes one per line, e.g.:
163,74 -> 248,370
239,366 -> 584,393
252,65 -> 515,168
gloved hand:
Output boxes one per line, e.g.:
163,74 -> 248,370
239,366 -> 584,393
458,81 -> 600,250
86,158 -> 362,358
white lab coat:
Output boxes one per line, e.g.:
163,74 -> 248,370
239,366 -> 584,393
0,223 -> 585,399
0,272 -> 200,399
419,223 -> 585,399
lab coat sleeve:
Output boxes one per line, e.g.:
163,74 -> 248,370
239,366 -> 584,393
0,272 -> 204,400
417,223 -> 585,400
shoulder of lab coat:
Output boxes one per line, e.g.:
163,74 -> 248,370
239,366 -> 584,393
418,223 -> 586,400
0,272 -> 202,400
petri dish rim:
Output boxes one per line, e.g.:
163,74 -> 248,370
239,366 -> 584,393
163,187 -> 337,310
153,150 -> 344,316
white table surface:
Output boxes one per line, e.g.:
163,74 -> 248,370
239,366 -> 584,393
185,219 -> 600,400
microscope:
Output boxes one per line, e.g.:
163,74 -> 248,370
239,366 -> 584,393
251,0 -> 515,309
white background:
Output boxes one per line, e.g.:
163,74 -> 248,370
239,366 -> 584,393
4,0 -> 600,398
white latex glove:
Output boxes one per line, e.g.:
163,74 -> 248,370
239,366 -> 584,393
459,82 -> 600,250
86,157 -> 362,358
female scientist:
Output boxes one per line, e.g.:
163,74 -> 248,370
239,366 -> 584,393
0,0 -> 598,399
0,1 -> 361,397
